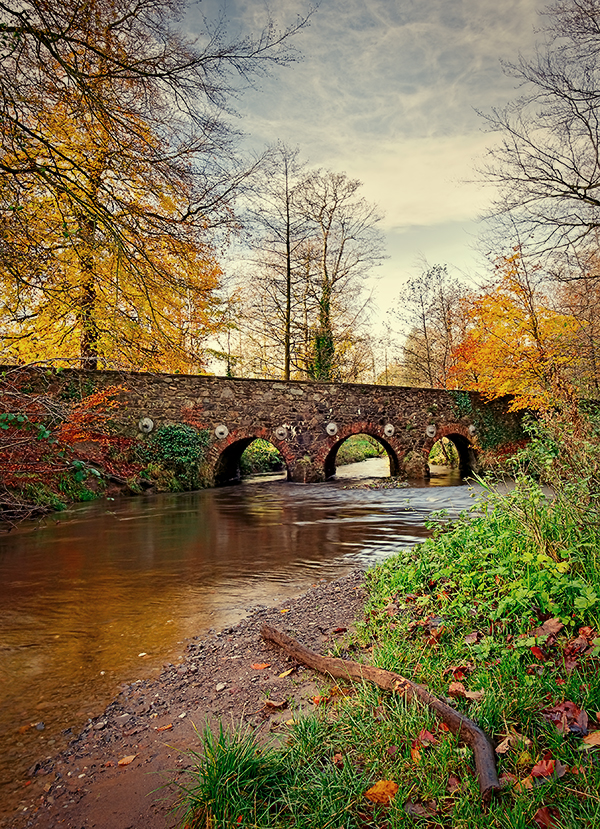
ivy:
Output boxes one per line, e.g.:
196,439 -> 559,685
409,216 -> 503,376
138,424 -> 211,491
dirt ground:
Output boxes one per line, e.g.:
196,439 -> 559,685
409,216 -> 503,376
6,569 -> 367,829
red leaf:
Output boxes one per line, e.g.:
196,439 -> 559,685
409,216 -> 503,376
531,753 -> 555,778
417,729 -> 439,746
531,645 -> 546,661
533,806 -> 560,829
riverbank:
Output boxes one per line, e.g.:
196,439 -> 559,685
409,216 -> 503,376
5,569 -> 367,829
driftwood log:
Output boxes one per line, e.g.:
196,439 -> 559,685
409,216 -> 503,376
261,623 -> 500,806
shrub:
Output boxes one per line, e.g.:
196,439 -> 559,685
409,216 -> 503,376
138,424 -> 210,491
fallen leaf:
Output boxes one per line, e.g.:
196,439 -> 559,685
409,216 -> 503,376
582,730 -> 600,747
514,774 -> 533,792
278,668 -> 295,678
495,737 -> 512,755
541,700 -> 588,734
263,699 -> 286,710
438,722 -> 450,732
410,739 -> 422,764
447,774 -> 461,794
533,806 -> 560,829
364,780 -> 399,805
332,627 -> 347,634
312,695 -> 329,705
442,663 -> 475,680
495,729 -> 532,755
251,663 -> 271,670
448,681 -> 467,698
531,753 -> 555,778
531,645 -> 546,661
155,723 -> 173,732
499,771 -> 518,788
332,752 -> 344,768
280,609 -> 290,614
118,754 -> 138,766
464,689 -> 484,701
417,729 -> 439,746
404,799 -> 437,817
532,618 -> 564,638
448,681 -> 484,702
555,759 -> 568,779
464,631 -> 484,645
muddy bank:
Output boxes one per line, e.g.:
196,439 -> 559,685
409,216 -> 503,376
6,569 -> 367,829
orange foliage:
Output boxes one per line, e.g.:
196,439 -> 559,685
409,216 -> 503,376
449,252 -> 579,410
58,386 -> 126,445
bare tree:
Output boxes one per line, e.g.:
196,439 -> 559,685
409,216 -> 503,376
390,265 -> 466,388
238,165 -> 384,382
297,170 -> 384,381
480,0 -> 600,259
241,144 -> 310,379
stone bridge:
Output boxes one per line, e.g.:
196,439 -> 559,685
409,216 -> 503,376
55,370 -> 521,485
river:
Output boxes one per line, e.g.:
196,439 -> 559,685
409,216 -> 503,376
0,458 -> 477,818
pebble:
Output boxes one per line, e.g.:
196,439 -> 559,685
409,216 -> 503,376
215,683 -> 226,692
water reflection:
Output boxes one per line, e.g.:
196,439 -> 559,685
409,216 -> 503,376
0,464 -> 477,816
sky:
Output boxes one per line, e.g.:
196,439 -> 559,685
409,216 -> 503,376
188,0 -> 543,320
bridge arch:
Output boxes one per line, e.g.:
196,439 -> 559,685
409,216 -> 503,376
210,429 -> 293,486
424,423 -> 478,478
323,423 -> 401,480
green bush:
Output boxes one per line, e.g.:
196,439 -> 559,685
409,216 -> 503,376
138,424 -> 210,491
240,439 -> 284,476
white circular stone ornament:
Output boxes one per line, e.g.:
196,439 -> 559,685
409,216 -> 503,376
383,423 -> 395,437
326,422 -> 338,436
274,426 -> 288,440
425,424 -> 437,438
214,424 -> 229,440
138,417 -> 154,434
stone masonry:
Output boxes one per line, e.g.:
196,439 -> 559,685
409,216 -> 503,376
36,369 -> 522,484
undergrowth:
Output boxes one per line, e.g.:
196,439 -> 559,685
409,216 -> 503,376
175,404 -> 600,829
240,439 -> 284,476
336,435 -> 385,466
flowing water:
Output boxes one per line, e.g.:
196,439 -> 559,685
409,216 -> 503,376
0,460 -> 477,817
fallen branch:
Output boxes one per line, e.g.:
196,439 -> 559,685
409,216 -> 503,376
261,623 -> 500,806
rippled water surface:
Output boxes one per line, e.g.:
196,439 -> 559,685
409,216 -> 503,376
0,462 -> 478,816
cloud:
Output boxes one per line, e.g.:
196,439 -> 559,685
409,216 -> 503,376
188,0 -> 544,281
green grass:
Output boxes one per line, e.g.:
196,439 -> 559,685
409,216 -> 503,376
174,411 -> 600,829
